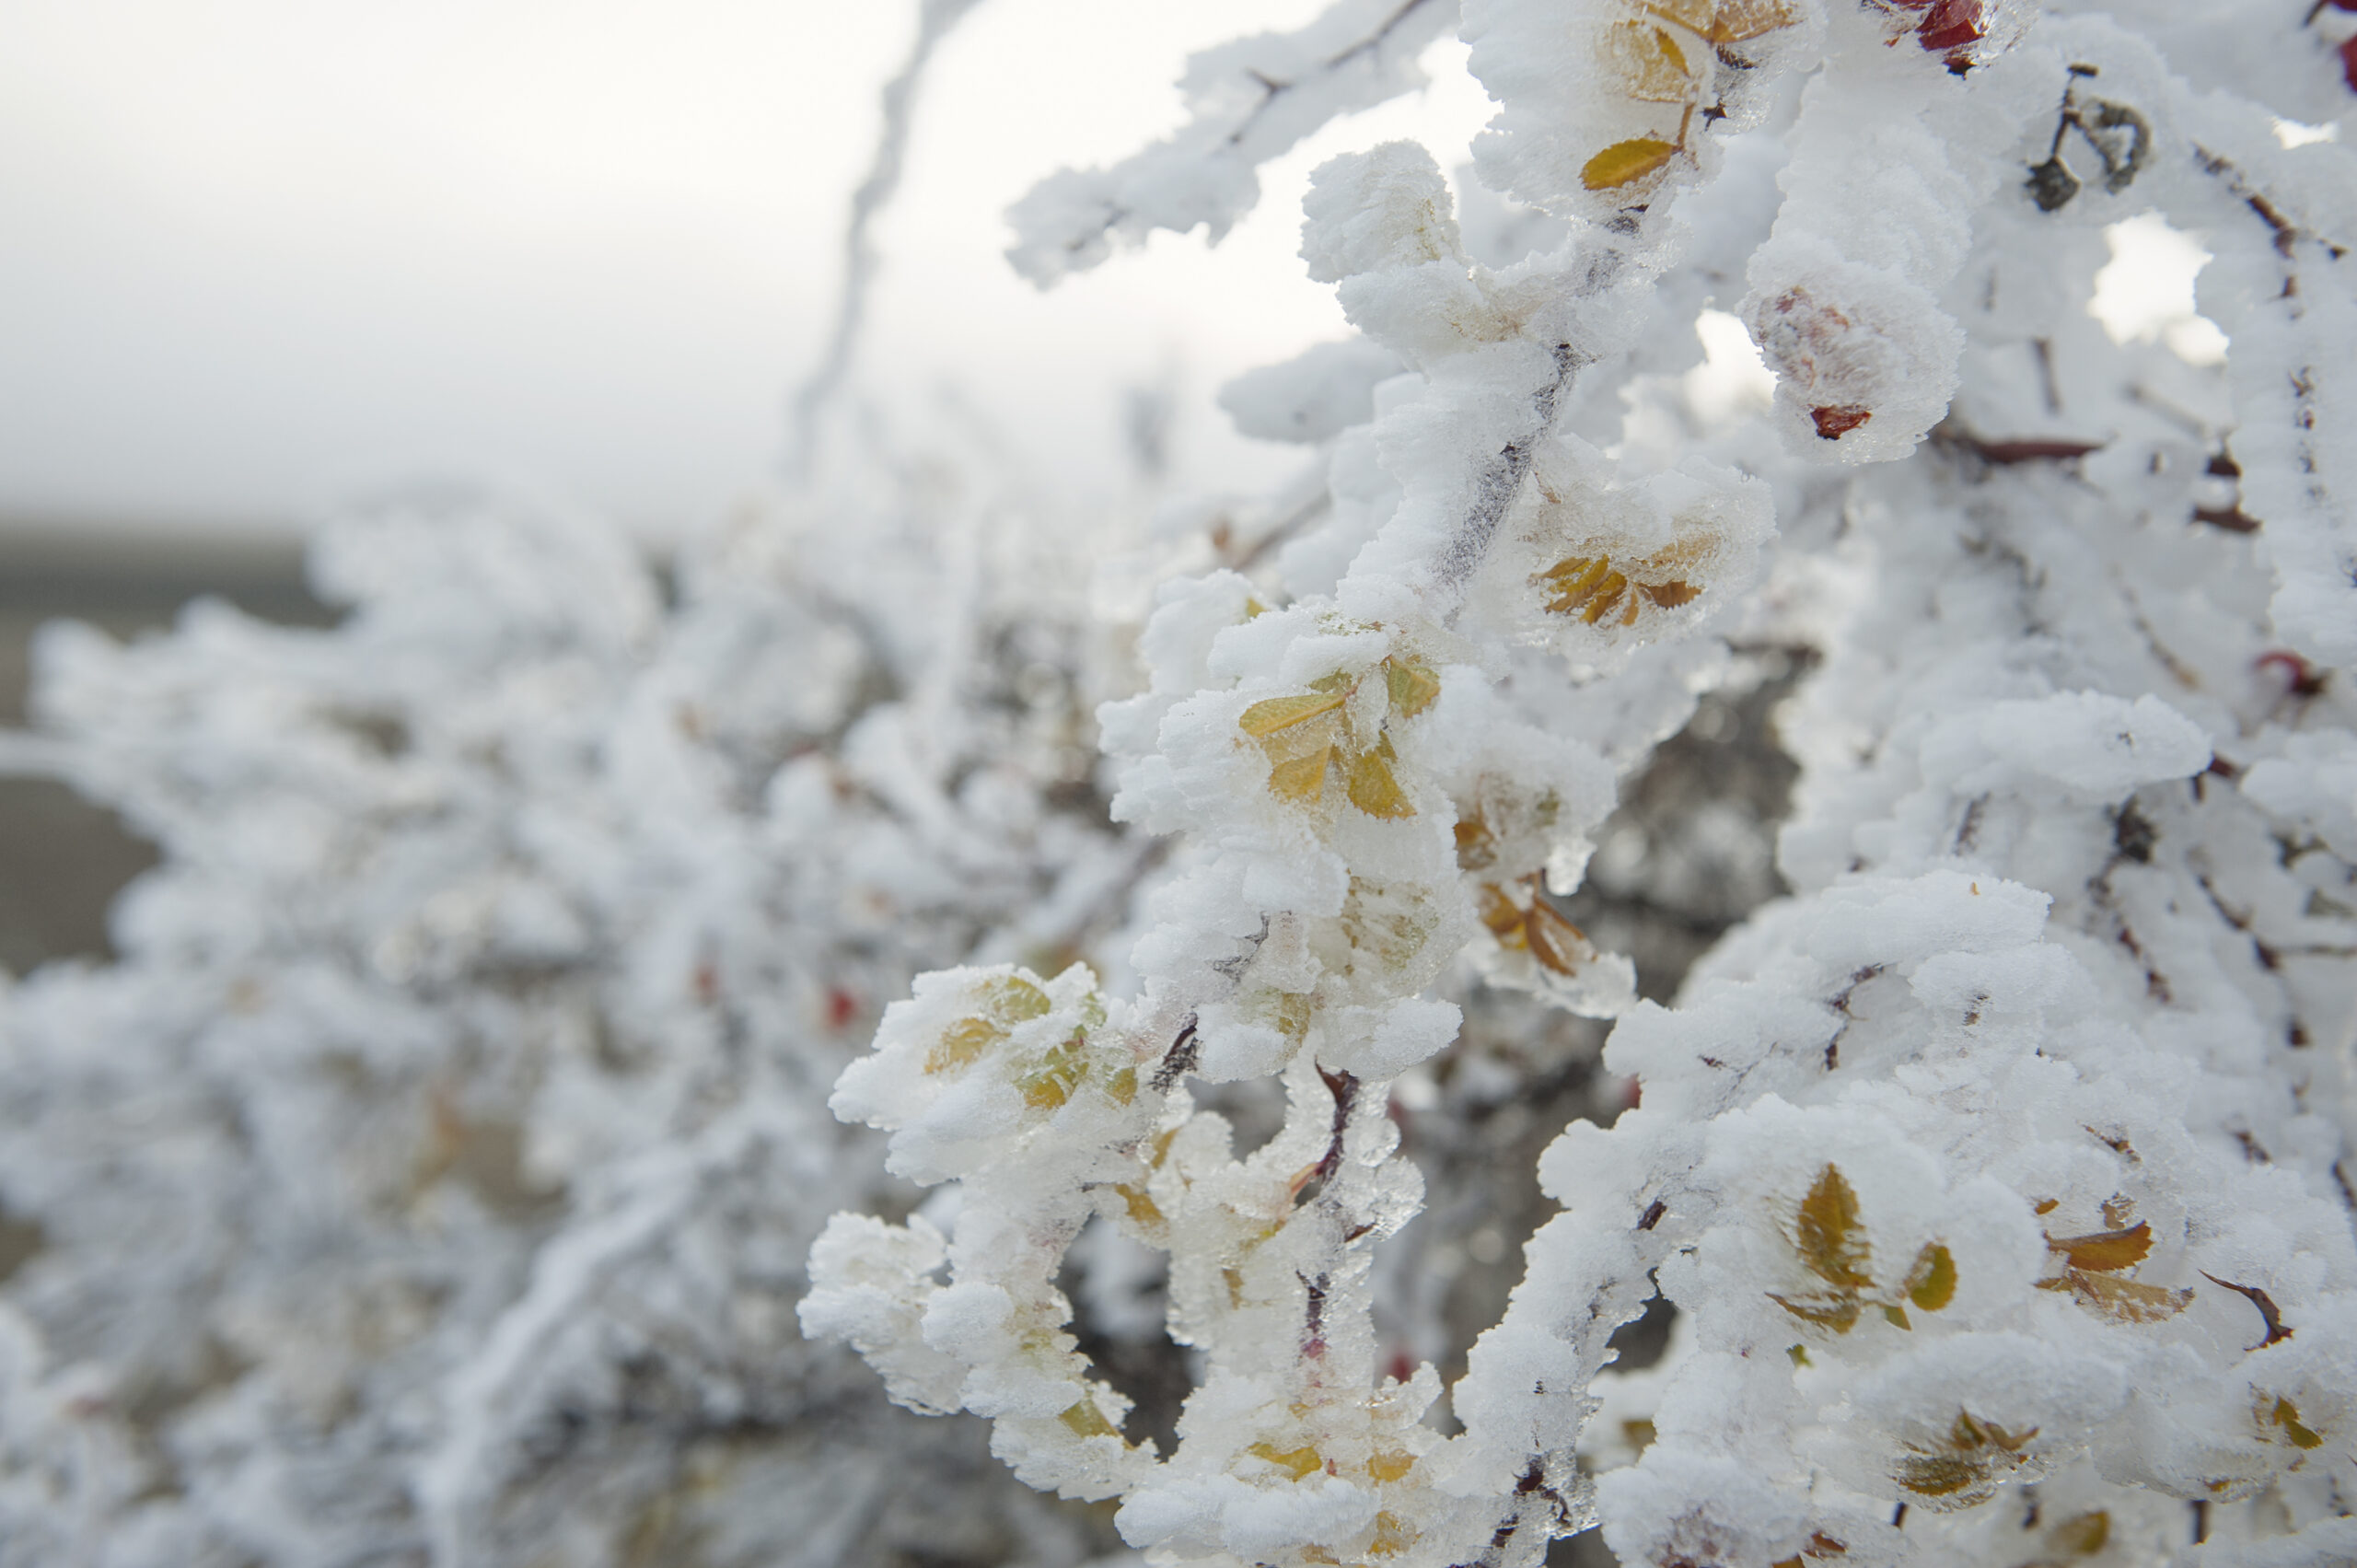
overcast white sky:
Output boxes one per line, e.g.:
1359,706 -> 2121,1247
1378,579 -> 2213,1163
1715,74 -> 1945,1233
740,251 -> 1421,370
0,1 -> 1497,539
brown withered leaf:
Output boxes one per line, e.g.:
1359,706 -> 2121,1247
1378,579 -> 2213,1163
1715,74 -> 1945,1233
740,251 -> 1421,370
1477,882 -> 1526,940
1523,898 -> 1597,977
1794,1165 -> 1874,1292
2046,1510 -> 2110,1559
2038,1270 -> 2192,1324
2048,1221 -> 2152,1273
1767,1290 -> 1864,1333
1895,1410 -> 2038,1508
1540,557 -> 1638,624
1601,18 -> 1698,103
2200,1272 -> 2293,1348
1538,541 -> 1706,628
1893,1451 -> 1991,1504
1581,136 -> 1679,192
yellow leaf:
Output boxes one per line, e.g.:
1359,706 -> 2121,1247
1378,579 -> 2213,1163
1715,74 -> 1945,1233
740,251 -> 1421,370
1383,656 -> 1442,718
1368,1511 -> 1414,1557
1367,1449 -> 1416,1483
1241,691 -> 1348,738
1906,1242 -> 1957,1312
925,1016 -> 1000,1074
1581,137 -> 1679,192
1345,747 -> 1417,819
1602,19 -> 1698,103
1454,809 -> 1499,870
1794,1165 -> 1874,1291
1640,579 -> 1701,609
2270,1397 -> 2325,1450
1882,1303 -> 1912,1330
1059,1400 -> 1121,1440
1248,1441 -> 1323,1481
1268,746 -> 1334,802
1115,1182 -> 1163,1227
1640,0 -> 1716,31
980,975 -> 1052,1024
1705,0 -> 1802,44
1016,1031 -> 1089,1109
2049,1221 -> 2152,1272
1582,571 -> 1634,624
1274,991 -> 1314,1043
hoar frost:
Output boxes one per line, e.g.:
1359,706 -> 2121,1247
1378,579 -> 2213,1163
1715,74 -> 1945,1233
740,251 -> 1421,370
813,2 -> 2357,1567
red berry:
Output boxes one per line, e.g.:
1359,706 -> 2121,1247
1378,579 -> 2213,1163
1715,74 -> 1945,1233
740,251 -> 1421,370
2340,34 -> 2357,95
826,985 -> 860,1029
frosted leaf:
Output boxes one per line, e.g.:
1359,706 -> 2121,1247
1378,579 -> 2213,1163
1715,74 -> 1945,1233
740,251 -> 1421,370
1301,143 -> 1467,285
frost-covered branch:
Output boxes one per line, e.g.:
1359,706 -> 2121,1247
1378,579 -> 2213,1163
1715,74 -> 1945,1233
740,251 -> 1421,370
818,4 -> 2357,1566
789,0 -> 987,477
1004,0 -> 1459,285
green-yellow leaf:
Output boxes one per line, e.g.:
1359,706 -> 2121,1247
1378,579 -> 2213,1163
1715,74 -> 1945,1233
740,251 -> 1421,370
1268,746 -> 1333,802
980,975 -> 1052,1024
1581,137 -> 1678,192
1059,1400 -> 1121,1440
925,1016 -> 1000,1074
1383,657 -> 1442,718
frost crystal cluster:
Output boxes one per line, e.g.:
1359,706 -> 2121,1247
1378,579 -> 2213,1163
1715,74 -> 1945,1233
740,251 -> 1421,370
809,2 -> 2357,1566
